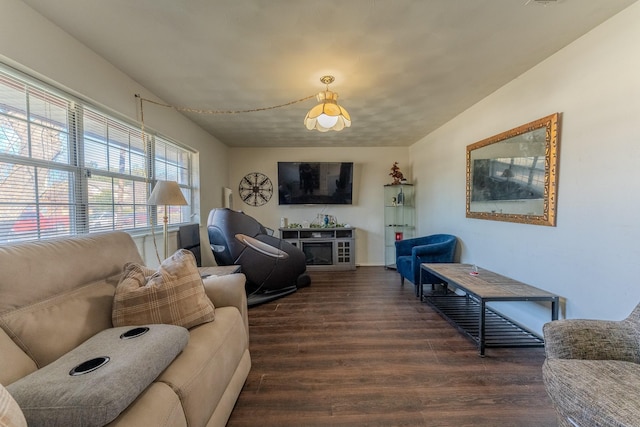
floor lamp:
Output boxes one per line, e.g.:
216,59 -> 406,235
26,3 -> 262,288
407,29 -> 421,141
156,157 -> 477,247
148,180 -> 188,259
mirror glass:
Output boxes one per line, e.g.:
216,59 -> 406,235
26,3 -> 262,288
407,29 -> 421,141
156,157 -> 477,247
466,113 -> 560,226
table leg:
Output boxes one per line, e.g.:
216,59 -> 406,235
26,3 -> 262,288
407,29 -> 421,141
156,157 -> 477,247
479,299 -> 486,356
551,297 -> 559,321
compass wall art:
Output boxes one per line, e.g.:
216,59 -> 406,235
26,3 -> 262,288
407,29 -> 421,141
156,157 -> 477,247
238,172 -> 273,206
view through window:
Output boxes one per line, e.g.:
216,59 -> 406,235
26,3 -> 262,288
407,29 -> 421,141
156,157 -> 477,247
0,66 -> 194,243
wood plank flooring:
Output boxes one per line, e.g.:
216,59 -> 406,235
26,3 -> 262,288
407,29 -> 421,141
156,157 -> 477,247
227,266 -> 558,427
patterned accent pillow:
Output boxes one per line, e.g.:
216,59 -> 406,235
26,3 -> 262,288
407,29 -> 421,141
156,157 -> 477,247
113,249 -> 215,329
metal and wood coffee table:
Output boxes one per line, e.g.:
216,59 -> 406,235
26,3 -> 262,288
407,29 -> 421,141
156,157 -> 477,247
420,263 -> 559,356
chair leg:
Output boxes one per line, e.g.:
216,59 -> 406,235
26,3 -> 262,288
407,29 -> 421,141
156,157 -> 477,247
400,275 -> 405,286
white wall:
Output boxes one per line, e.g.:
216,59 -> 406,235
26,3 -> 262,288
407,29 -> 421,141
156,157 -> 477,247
229,147 -> 410,266
410,2 -> 640,331
0,0 -> 230,266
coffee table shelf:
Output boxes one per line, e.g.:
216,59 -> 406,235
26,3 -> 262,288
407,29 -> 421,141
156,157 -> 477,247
420,263 -> 559,356
423,294 -> 545,350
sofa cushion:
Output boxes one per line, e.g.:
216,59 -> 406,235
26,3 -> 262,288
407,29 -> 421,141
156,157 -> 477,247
0,280 -> 117,370
7,324 -> 188,427
543,359 -> 640,427
157,306 -> 249,427
0,327 -> 37,385
0,232 -> 143,371
0,382 -> 27,427
106,382 -> 187,427
0,232 -> 143,314
113,250 -> 215,329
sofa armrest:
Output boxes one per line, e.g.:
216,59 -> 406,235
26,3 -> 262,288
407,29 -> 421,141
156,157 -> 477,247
202,273 -> 249,337
543,319 -> 640,362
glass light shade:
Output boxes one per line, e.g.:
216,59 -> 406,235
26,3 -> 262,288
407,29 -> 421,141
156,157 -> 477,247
317,114 -> 339,128
303,90 -> 351,132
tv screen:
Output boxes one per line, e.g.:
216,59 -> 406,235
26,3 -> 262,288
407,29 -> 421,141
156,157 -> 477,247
278,162 -> 353,205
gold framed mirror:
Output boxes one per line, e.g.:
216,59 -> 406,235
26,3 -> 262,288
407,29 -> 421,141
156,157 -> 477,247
466,113 -> 560,226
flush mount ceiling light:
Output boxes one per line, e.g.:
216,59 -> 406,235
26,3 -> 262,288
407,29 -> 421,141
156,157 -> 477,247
304,75 -> 351,132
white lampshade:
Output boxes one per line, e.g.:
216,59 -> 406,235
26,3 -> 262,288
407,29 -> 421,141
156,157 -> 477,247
147,180 -> 188,260
148,180 -> 188,206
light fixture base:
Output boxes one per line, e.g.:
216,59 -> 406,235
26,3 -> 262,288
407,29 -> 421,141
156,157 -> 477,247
319,75 -> 335,85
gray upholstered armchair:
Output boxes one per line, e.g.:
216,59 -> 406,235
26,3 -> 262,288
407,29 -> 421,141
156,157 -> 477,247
395,234 -> 457,297
542,303 -> 640,427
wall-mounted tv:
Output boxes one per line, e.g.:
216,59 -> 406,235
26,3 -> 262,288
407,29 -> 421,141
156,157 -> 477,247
278,162 -> 353,205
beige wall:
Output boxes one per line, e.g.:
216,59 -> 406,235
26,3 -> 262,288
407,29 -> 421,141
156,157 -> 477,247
229,147 -> 410,266
410,2 -> 640,330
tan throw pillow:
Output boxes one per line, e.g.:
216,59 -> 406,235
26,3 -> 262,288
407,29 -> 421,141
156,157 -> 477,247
113,249 -> 215,329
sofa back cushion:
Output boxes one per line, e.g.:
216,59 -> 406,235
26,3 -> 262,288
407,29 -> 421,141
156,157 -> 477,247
0,232 -> 143,372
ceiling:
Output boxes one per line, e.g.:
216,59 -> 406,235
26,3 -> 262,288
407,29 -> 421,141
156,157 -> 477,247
21,0 -> 637,148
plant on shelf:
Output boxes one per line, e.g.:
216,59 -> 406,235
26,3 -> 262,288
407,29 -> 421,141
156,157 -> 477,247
389,162 -> 404,185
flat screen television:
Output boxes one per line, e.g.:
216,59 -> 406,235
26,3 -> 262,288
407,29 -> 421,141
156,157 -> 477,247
277,162 -> 353,205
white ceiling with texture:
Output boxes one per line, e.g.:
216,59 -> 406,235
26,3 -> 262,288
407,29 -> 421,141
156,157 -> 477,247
21,0 -> 637,148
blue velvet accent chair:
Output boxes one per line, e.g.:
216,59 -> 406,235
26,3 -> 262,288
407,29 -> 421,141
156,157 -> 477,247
395,234 -> 457,297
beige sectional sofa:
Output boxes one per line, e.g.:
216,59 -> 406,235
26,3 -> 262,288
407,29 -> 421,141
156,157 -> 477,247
0,231 -> 251,426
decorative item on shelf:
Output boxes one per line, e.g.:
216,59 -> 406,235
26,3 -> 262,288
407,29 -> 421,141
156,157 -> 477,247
389,162 -> 404,185
397,187 -> 404,206
395,232 -> 404,241
310,213 -> 339,228
147,180 -> 188,260
303,75 -> 351,132
391,196 -> 397,207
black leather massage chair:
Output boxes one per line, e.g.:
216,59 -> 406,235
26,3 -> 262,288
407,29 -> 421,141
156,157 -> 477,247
207,208 -> 311,306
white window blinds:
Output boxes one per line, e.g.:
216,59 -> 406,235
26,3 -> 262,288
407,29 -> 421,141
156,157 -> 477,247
0,65 -> 195,243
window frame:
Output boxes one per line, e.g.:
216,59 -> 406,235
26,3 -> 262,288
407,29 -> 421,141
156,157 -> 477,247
0,63 -> 196,243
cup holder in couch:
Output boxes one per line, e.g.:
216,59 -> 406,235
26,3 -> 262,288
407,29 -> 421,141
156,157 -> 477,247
69,356 -> 110,376
119,326 -> 150,340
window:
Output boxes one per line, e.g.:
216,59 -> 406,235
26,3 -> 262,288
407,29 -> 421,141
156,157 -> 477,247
0,65 -> 195,243
154,137 -> 191,225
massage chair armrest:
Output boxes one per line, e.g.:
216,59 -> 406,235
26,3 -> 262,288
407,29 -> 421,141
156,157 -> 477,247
202,273 -> 249,337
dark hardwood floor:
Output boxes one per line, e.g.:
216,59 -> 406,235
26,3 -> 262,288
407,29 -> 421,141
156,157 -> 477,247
227,267 -> 557,427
